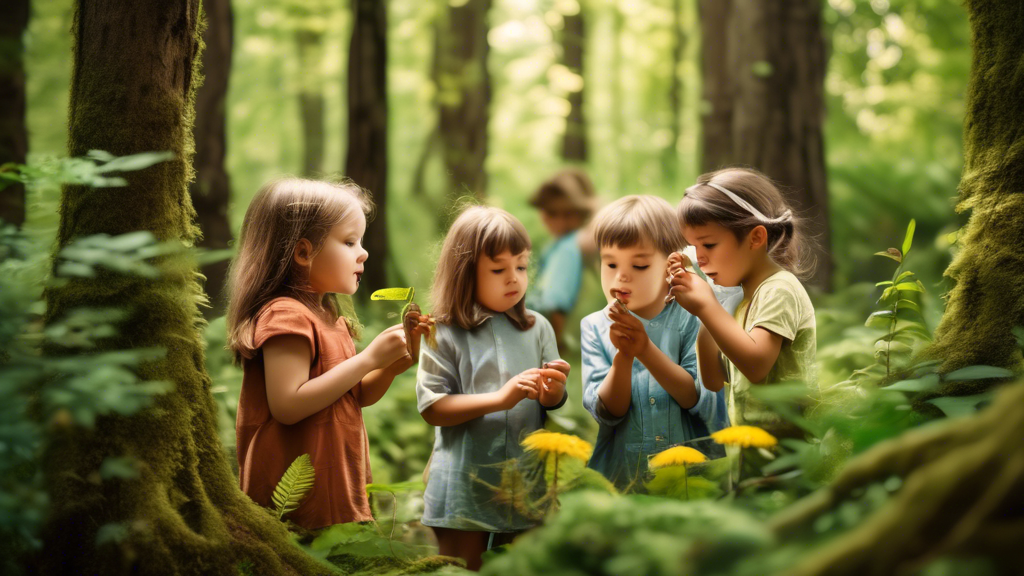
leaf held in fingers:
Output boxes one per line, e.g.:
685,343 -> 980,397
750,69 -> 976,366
371,287 -> 414,301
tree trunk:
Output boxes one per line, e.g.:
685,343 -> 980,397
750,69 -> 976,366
663,0 -> 684,186
296,29 -> 325,177
41,2 -> 331,573
345,0 -> 388,294
438,0 -> 491,212
561,9 -> 586,163
0,0 -> 29,229
924,0 -> 1024,394
190,0 -> 233,317
770,2 -> 1024,572
699,0 -> 832,291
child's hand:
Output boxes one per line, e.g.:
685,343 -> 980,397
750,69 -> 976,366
666,255 -> 716,315
498,369 -> 542,409
364,324 -> 409,369
608,304 -> 650,359
537,361 -> 569,407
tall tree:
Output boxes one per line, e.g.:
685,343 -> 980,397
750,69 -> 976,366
438,0 -> 492,209
345,0 -> 389,293
0,0 -> 29,229
190,0 -> 234,317
296,27 -> 325,176
663,0 -> 685,186
699,0 -> 832,291
40,2 -> 329,573
770,1 -> 1024,572
561,5 -> 586,163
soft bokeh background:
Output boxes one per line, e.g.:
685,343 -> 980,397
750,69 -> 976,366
21,0 -> 970,485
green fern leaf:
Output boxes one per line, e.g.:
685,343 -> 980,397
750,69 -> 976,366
271,454 -> 316,520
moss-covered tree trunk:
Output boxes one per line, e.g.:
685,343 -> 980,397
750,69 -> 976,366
771,1 -> 1024,572
345,0 -> 388,294
438,0 -> 491,208
40,2 -> 332,573
699,0 -> 832,291
190,0 -> 233,317
561,8 -> 586,163
0,0 -> 29,229
924,0 -> 1024,393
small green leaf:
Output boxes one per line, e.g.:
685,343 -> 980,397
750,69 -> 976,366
875,280 -> 893,287
370,287 -> 414,301
865,310 -> 894,328
897,299 -> 921,313
366,480 -> 426,495
884,374 -> 940,393
943,365 -> 1014,381
875,249 -> 902,263
927,392 -> 993,418
271,454 -> 316,519
895,281 -> 924,293
895,271 -> 915,283
902,219 -> 916,257
751,61 -> 774,77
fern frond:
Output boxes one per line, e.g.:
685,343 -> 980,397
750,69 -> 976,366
271,454 -> 316,520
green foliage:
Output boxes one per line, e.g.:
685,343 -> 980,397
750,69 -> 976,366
0,150 -> 173,191
479,492 -> 773,576
272,454 -> 316,519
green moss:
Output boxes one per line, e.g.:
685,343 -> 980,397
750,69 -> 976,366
927,0 -> 1024,396
39,2 -> 335,574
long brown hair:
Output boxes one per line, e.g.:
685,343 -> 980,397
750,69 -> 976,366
226,177 -> 372,362
677,167 -> 814,278
431,205 -> 536,331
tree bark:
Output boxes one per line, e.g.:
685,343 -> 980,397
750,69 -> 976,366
438,0 -> 492,214
925,0 -> 1024,391
0,0 -> 29,229
770,1 -> 1024,571
296,29 -> 325,177
699,0 -> 832,291
345,0 -> 388,294
663,0 -> 684,186
190,0 -> 233,317
561,9 -> 586,163
41,2 -> 331,573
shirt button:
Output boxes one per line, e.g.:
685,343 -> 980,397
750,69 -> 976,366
651,322 -> 659,327
649,397 -> 656,405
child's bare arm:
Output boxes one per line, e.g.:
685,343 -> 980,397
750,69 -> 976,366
263,334 -> 377,425
636,343 -> 698,409
696,325 -> 727,392
698,303 -> 783,384
420,370 -> 539,427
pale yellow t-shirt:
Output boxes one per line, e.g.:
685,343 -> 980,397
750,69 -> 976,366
727,270 -> 818,434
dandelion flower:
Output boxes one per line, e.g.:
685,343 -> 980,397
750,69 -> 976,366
522,431 -> 593,461
711,426 -> 778,448
649,446 -> 708,469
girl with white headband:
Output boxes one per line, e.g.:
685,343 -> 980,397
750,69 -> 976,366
667,167 -> 818,442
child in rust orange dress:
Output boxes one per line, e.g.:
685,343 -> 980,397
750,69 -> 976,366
226,178 -> 431,529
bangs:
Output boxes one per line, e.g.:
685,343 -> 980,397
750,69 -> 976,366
593,195 -> 684,255
478,213 -> 531,259
677,185 -> 731,228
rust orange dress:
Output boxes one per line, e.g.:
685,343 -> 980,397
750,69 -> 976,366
236,297 -> 373,529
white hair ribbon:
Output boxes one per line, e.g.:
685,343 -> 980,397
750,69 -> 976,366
705,182 -> 792,224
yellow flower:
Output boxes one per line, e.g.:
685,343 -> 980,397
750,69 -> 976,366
648,446 -> 708,469
521,431 -> 593,461
711,426 -> 778,448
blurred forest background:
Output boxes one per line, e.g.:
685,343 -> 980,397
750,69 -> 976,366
16,0 -> 969,481
9,0 -> 1016,574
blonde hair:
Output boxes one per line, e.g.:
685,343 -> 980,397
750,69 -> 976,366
227,177 -> 372,362
592,195 -> 686,256
677,167 -> 812,277
431,205 -> 535,331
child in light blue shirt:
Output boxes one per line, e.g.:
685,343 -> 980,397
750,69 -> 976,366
580,195 -> 727,491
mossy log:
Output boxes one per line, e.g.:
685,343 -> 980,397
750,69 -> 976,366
40,2 -> 333,574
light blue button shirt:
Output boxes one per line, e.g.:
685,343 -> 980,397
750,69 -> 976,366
416,311 -> 562,532
530,230 -> 584,314
581,302 -> 729,491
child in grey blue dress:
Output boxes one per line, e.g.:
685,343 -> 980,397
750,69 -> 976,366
416,206 -> 571,571
580,195 -> 729,491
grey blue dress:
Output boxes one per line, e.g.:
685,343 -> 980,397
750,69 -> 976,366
416,311 -> 564,532
581,302 -> 729,490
